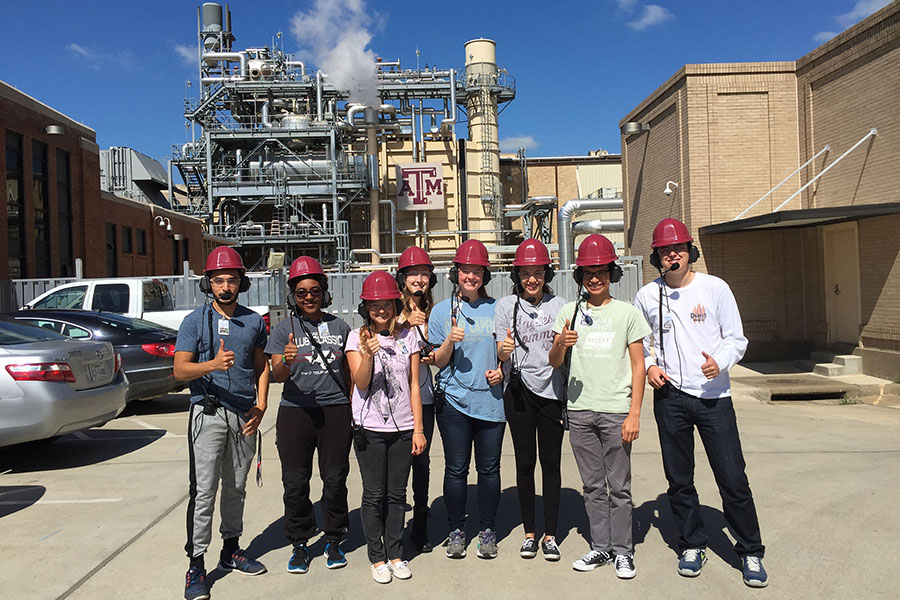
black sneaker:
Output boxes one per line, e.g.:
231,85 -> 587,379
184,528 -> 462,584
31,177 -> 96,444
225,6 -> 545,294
519,537 -> 538,558
219,548 -> 267,575
541,538 -> 561,562
572,549 -> 612,571
287,544 -> 310,574
614,553 -> 636,579
184,566 -> 209,600
324,539 -> 347,569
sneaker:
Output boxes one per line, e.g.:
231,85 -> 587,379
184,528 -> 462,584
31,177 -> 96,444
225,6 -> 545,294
324,539 -> 347,569
541,538 -> 561,562
572,549 -> 612,572
446,529 -> 467,559
742,556 -> 768,588
219,548 -> 267,575
614,554 -> 636,579
677,548 -> 707,577
287,544 -> 310,574
476,529 -> 498,559
371,563 -> 392,584
184,566 -> 209,600
519,537 -> 538,558
388,560 -> 412,580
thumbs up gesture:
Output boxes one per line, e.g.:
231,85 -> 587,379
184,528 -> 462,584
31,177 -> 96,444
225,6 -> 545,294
407,303 -> 427,327
213,338 -> 235,371
499,327 -> 516,359
283,333 -> 298,365
448,316 -> 465,343
560,319 -> 578,348
700,351 -> 719,379
360,327 -> 381,356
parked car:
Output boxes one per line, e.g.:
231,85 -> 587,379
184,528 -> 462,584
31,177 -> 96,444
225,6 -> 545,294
0,315 -> 127,448
9,310 -> 183,403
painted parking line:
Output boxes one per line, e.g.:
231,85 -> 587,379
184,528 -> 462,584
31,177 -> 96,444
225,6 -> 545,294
126,417 -> 186,438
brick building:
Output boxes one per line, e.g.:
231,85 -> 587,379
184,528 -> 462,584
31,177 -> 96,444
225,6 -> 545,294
1,80 -> 204,280
619,3 -> 900,377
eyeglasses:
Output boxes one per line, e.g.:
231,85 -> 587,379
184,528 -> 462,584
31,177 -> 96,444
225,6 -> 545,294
294,287 -> 323,299
368,301 -> 394,312
210,277 -> 240,287
458,266 -> 484,277
582,269 -> 610,281
657,243 -> 688,256
518,269 -> 545,281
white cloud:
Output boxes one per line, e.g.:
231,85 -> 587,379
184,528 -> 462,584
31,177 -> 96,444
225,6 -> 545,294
617,0 -> 638,11
812,31 -> 838,43
627,4 -> 674,31
500,135 -> 539,153
67,43 -> 95,59
174,43 -> 196,67
67,43 -> 135,70
836,0 -> 891,28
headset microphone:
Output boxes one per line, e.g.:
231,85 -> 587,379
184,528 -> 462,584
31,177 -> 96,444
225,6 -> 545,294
661,262 -> 681,276
378,329 -> 390,336
460,294 -> 471,303
413,290 -> 424,297
581,290 -> 591,301
218,291 -> 235,302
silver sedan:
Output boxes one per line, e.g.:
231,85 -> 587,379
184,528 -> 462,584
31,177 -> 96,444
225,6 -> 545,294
0,315 -> 128,447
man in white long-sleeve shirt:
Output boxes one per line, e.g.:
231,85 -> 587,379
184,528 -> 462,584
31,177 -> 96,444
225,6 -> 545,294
634,218 -> 767,589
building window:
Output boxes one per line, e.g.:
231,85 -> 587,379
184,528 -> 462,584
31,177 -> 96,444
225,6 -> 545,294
6,131 -> 26,277
33,140 -> 51,277
105,223 -> 117,277
136,229 -> 147,255
122,226 -> 133,254
56,149 -> 74,277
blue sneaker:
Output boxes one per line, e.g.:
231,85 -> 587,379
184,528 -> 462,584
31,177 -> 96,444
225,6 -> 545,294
678,548 -> 707,577
184,566 -> 209,600
288,544 -> 310,574
324,539 -> 347,569
742,556 -> 768,588
446,528 -> 467,558
476,529 -> 498,559
219,548 -> 267,575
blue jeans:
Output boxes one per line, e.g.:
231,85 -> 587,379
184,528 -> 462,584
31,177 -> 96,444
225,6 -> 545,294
436,401 -> 505,532
653,384 -> 765,557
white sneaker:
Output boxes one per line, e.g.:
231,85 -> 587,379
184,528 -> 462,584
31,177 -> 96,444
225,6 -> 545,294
614,554 -> 636,579
388,560 -> 412,580
371,563 -> 392,584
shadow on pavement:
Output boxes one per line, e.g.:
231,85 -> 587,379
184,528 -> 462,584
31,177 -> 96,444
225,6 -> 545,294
0,429 -> 165,473
0,485 -> 46,518
121,392 -> 192,417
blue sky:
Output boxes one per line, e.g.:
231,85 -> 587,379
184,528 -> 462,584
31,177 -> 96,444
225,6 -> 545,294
0,0 -> 890,162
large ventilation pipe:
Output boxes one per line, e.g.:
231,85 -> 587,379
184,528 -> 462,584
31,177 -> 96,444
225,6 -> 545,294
365,107 -> 381,263
558,198 -> 624,269
573,220 -> 624,235
202,51 -> 248,78
441,68 -> 457,132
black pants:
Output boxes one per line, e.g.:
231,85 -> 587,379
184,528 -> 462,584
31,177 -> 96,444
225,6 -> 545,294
653,384 -> 765,557
355,429 -> 414,563
503,384 -> 564,537
276,404 -> 352,544
410,403 -> 435,509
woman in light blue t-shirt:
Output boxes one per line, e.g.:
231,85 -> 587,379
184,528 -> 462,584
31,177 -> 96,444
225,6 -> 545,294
429,240 -> 504,560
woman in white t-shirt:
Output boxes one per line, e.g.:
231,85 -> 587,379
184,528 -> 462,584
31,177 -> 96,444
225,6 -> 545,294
346,271 -> 426,584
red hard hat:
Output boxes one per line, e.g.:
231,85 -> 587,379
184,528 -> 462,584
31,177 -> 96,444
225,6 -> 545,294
652,218 -> 693,248
360,270 -> 402,300
514,238 -> 551,266
398,246 -> 433,270
454,239 -> 490,267
204,246 -> 245,273
575,234 -> 618,267
288,256 -> 325,285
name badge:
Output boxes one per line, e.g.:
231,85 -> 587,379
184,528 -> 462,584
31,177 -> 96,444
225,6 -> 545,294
218,319 -> 230,336
317,321 -> 329,338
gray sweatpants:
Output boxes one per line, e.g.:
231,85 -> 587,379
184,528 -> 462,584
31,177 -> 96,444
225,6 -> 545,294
185,403 -> 256,559
568,410 -> 633,556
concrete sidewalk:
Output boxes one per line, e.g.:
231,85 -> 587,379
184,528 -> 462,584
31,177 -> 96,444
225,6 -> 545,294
2,373 -> 899,599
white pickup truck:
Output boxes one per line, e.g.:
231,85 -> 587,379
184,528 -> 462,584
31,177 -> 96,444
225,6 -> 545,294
22,278 -> 270,332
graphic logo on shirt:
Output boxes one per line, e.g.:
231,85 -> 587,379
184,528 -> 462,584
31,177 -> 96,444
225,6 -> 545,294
691,304 -> 707,324
304,348 -> 336,369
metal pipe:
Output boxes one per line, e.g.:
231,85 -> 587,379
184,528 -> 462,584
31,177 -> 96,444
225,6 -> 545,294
200,76 -> 244,84
202,51 -> 248,77
419,99 -> 426,160
366,109 -> 381,263
346,103 -> 366,128
774,128 -> 878,213
734,144 -> 831,220
261,102 -> 272,127
410,102 -> 418,161
316,70 -> 323,120
572,219 -> 625,235
558,199 -> 625,269
441,68 -> 457,131
286,60 -> 305,76
376,60 -> 402,69
379,104 -> 396,118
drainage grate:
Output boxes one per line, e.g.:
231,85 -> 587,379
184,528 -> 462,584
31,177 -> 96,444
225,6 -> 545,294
770,391 -> 847,402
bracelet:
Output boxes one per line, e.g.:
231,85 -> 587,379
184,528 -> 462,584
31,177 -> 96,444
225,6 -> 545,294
281,355 -> 292,365
413,431 -> 425,435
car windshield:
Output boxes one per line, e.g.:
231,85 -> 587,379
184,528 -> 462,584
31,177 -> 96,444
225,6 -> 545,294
0,317 -> 67,345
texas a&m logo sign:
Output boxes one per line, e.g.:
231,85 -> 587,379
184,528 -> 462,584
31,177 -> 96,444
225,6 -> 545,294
396,162 -> 444,211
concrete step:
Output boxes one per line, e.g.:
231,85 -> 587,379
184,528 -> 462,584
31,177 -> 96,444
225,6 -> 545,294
810,351 -> 836,363
813,362 -> 845,377
834,354 -> 863,374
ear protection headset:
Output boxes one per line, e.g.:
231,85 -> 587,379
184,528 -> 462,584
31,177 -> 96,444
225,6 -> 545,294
357,299 -> 404,322
649,244 -> 701,270
199,272 -> 251,294
572,262 -> 623,285
396,267 -> 438,292
510,265 -> 555,291
286,275 -> 332,312
449,265 -> 492,285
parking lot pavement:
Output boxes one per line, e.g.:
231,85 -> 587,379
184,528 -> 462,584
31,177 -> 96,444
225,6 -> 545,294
2,382 -> 900,599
